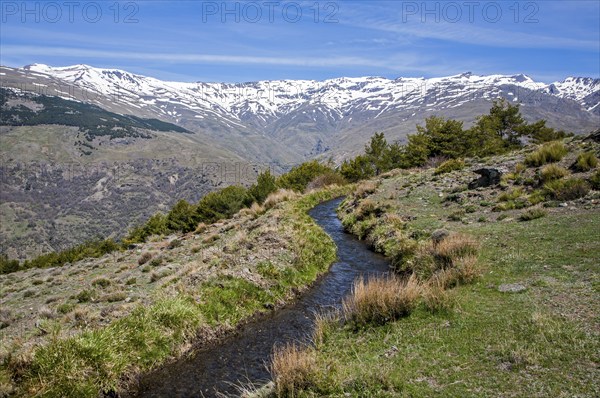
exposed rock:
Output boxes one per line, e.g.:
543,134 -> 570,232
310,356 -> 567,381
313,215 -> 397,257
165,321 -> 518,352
468,168 -> 503,189
584,128 -> 600,142
498,283 -> 527,293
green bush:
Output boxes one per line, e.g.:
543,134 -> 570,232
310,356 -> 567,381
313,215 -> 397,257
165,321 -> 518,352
525,142 -> 568,167
573,152 -> 598,172
196,185 -> 248,224
434,158 -> 465,175
277,160 -> 334,192
166,199 -> 198,232
544,178 -> 590,200
124,213 -> 168,244
340,155 -> 376,182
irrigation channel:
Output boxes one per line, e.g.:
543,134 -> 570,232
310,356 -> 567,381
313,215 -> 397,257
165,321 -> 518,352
136,197 -> 390,397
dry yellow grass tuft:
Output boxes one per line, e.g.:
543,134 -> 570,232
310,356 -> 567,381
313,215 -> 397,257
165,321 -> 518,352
238,202 -> 265,218
434,233 -> 479,264
410,232 -> 481,285
270,343 -> 316,397
343,274 -> 421,326
194,222 -> 208,234
263,189 -> 299,210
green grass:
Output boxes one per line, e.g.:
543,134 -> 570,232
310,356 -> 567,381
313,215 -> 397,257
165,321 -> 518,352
23,296 -> 203,397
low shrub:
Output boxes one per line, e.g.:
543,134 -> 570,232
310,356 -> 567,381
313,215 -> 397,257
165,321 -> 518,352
572,152 -> 598,172
167,239 -> 182,250
57,303 -> 75,314
519,208 -> 547,221
99,292 -> 127,303
149,256 -> 163,267
524,141 -> 568,167
448,210 -> 465,221
544,178 -> 590,200
343,274 -> 421,326
76,289 -> 94,303
434,158 -> 465,175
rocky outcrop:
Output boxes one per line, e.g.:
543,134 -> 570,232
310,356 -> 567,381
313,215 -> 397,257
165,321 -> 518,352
468,168 -> 503,189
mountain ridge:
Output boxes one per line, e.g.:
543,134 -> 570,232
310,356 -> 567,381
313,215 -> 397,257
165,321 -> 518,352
2,64 -> 598,163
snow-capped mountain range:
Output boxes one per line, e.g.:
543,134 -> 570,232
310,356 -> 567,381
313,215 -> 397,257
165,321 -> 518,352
1,63 -> 598,161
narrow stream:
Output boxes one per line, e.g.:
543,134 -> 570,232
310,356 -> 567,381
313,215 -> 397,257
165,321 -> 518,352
136,197 -> 390,397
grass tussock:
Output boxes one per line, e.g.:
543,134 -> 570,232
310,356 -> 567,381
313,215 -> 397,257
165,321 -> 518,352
410,233 -> 480,284
343,274 -> 421,326
270,343 -> 316,397
525,141 -> 568,167
422,280 -> 456,313
590,169 -> 600,190
572,151 -> 598,172
539,164 -> 569,183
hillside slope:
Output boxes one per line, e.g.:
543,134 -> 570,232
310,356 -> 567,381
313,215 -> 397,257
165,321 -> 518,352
0,186 -> 347,397
0,88 -> 245,259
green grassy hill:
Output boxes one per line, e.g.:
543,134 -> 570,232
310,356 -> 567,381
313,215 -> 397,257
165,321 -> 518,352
269,136 -> 599,397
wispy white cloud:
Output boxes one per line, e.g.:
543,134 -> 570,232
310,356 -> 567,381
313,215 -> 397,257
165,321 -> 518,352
341,3 -> 598,51
0,45 -> 422,71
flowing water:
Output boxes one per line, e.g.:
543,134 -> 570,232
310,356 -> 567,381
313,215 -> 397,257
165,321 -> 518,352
136,197 -> 390,397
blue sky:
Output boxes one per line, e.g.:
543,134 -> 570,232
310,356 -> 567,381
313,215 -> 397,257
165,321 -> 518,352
1,0 -> 598,83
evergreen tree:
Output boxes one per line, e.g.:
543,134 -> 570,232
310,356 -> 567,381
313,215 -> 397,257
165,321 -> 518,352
364,132 -> 389,175
340,155 -> 376,182
245,169 -> 277,205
